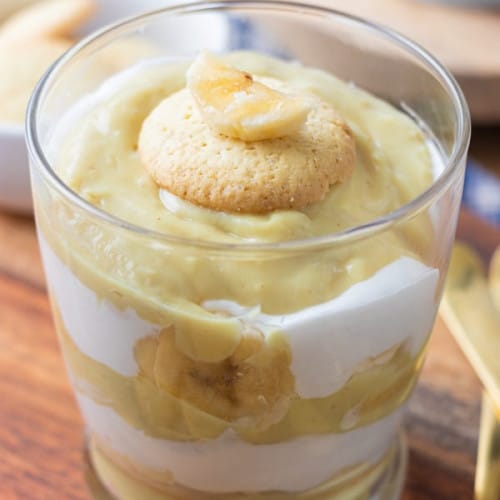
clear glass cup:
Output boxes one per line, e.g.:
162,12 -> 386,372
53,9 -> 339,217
27,2 -> 470,499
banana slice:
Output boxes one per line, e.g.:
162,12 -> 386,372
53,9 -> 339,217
186,52 -> 310,142
142,325 -> 294,431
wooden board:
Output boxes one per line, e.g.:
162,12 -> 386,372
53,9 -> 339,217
316,0 -> 500,123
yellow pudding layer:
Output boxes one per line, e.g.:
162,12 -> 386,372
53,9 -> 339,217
43,51 -> 435,316
55,52 -> 433,251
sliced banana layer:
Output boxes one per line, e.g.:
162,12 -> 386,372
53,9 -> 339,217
187,52 -> 310,142
136,325 -> 294,431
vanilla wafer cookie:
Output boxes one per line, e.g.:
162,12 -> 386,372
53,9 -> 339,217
0,0 -> 96,43
139,87 -> 356,214
0,37 -> 72,123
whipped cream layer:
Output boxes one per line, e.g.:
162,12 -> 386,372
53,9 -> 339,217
205,257 -> 438,398
39,235 -> 156,377
40,234 -> 438,398
78,392 -> 403,493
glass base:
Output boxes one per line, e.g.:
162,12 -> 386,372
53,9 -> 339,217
84,431 -> 407,500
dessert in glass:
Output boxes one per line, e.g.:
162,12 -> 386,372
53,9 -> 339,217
27,2 -> 470,499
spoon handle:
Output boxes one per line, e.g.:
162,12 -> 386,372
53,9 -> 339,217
441,243 -> 500,409
475,391 -> 500,500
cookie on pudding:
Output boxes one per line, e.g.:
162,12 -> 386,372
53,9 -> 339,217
139,52 -> 356,214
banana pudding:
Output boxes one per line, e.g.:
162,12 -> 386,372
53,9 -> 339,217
36,50 -> 442,498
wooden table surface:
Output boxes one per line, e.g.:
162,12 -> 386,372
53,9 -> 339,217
0,128 -> 499,499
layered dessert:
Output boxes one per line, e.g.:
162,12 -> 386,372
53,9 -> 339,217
36,51 -> 442,498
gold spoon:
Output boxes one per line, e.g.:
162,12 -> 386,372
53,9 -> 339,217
490,246 -> 500,312
441,243 -> 500,500
475,391 -> 500,500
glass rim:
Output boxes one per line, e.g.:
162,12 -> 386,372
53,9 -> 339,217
26,0 -> 470,253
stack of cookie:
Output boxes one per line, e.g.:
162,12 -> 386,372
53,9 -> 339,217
0,0 -> 96,124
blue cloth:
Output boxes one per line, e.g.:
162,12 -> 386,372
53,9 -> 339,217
228,16 -> 291,59
463,159 -> 500,227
